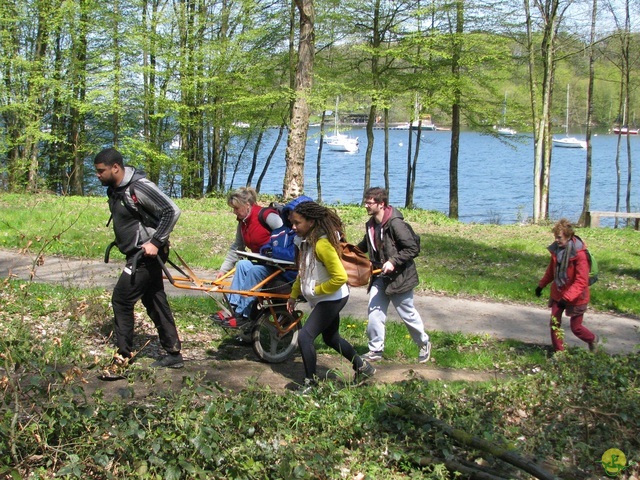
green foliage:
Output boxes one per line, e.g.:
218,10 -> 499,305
1,279 -> 639,479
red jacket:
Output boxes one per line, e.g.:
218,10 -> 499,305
539,237 -> 590,305
240,204 -> 272,253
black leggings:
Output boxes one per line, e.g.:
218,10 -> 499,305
298,296 -> 363,380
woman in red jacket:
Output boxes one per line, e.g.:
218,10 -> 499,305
216,187 -> 283,326
536,219 -> 599,352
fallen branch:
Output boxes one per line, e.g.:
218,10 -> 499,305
387,403 -> 557,480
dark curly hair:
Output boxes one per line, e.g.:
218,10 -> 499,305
293,201 -> 345,252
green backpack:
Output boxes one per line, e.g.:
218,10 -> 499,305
575,235 -> 598,285
586,249 -> 599,285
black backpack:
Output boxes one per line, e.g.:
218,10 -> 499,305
389,218 -> 421,256
107,179 -> 159,229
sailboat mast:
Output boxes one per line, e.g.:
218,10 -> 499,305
334,96 -> 339,135
565,84 -> 570,135
503,92 -> 507,125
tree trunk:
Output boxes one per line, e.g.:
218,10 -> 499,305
405,117 -> 414,207
579,0 -> 597,225
364,104 -> 376,193
316,109 -> 327,202
622,0 -> 632,221
25,0 -> 52,193
283,0 -> 315,199
383,108 -> 390,192
257,123 -> 286,193
448,0 -> 463,220
111,0 -> 121,147
524,0 -> 541,222
527,0 -> 562,223
248,116 -> 272,188
69,0 -> 88,195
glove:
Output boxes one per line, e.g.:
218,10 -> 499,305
557,299 -> 567,309
535,286 -> 543,297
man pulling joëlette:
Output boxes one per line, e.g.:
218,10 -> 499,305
94,147 -> 184,378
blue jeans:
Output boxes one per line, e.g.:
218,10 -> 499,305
227,260 -> 272,318
367,276 -> 429,352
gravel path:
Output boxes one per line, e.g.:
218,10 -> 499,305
2,248 -> 638,355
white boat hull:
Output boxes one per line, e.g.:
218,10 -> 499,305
325,136 -> 359,152
553,136 -> 587,149
496,127 -> 517,136
410,123 -> 437,131
613,127 -> 638,135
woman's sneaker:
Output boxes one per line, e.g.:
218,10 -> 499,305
354,360 -> 376,385
418,342 -> 432,363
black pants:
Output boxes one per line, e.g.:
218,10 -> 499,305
111,256 -> 181,358
298,296 -> 363,380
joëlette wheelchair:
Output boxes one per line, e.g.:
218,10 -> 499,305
159,249 -> 303,364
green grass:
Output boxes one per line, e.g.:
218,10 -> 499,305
336,318 -> 550,371
2,195 -> 640,478
2,193 -> 639,315
2,280 -> 639,479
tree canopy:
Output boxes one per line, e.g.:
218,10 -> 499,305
0,0 -> 638,221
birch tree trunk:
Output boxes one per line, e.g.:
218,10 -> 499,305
283,0 -> 315,199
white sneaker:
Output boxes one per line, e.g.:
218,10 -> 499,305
418,342 -> 431,363
361,350 -> 383,362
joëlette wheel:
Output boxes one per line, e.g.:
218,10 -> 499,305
251,309 -> 299,363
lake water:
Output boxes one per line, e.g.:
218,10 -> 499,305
227,126 -> 640,225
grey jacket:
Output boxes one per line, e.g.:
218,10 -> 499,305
107,167 -> 181,258
357,206 -> 420,295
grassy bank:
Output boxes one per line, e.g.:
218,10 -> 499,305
1,193 -> 639,316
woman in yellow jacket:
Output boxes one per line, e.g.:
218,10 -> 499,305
287,201 -> 375,394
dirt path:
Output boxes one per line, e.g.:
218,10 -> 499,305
2,248 -> 639,397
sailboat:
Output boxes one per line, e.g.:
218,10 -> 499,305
323,97 -> 359,152
495,92 -> 517,136
553,85 -> 587,149
612,104 -> 639,135
396,94 -> 439,131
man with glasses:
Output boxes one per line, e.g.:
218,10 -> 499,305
357,187 -> 431,363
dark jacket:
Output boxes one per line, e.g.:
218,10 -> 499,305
357,206 -> 420,295
107,167 -> 181,258
539,236 -> 590,306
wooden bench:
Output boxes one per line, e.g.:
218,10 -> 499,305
586,211 -> 640,229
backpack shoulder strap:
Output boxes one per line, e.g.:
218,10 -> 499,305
386,217 -> 420,254
110,178 -> 158,227
258,207 -> 279,231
